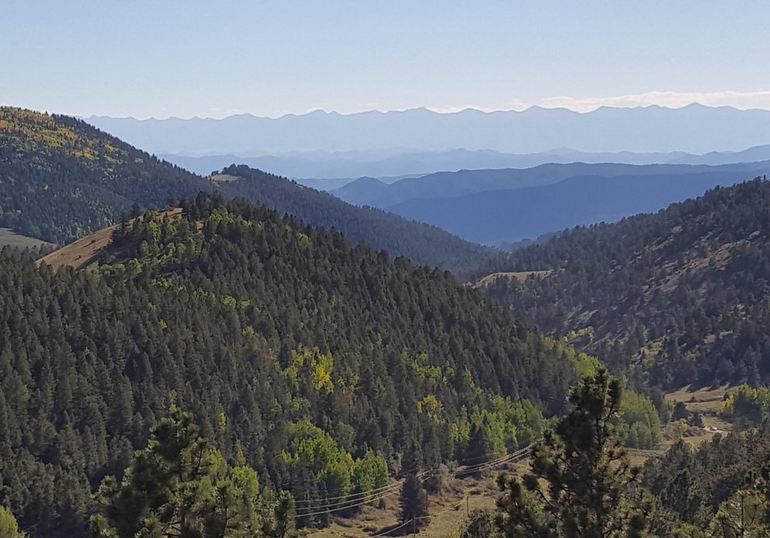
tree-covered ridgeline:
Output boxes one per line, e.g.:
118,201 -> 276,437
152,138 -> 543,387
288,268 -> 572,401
483,178 -> 770,389
217,164 -> 496,276
0,194 -> 578,536
0,107 -> 212,244
0,108 -> 492,274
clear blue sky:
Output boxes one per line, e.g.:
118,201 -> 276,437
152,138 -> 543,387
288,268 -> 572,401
3,0 -> 770,118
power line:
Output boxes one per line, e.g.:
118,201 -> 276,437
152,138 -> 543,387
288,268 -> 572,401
370,448 -> 532,537
295,481 -> 405,514
368,518 -> 413,537
294,443 -> 536,522
454,444 -> 533,477
296,473 -> 435,518
294,443 -> 536,507
294,469 -> 432,506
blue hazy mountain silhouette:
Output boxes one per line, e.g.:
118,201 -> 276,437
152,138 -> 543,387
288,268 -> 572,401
88,105 -> 770,156
339,162 -> 770,245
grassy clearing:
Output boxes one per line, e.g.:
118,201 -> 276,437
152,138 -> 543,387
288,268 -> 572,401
661,385 -> 734,449
0,228 -> 53,250
303,460 -> 529,538
37,223 -> 119,269
665,385 -> 729,414
209,174 -> 240,183
679,414 -> 733,448
37,208 -> 183,270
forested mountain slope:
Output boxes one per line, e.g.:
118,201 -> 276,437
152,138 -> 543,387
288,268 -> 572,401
0,108 -> 491,273
0,107 -> 211,244
642,427 -> 770,533
219,164 -> 495,274
483,178 -> 770,388
391,171 -> 770,244
334,161 -> 770,209
0,194 -> 579,536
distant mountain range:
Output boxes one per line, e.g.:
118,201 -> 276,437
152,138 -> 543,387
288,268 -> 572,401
161,144 -> 770,185
0,107 -> 491,273
88,105 -> 770,157
161,148 -> 563,184
332,161 -> 770,245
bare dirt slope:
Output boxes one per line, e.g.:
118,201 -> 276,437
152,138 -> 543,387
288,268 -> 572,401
38,208 -> 182,270
473,270 -> 553,288
37,224 -> 118,269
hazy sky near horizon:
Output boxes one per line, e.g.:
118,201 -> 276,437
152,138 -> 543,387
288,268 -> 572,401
3,1 -> 770,119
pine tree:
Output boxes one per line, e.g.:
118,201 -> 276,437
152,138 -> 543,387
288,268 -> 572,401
91,404 -> 295,538
399,473 -> 428,529
495,369 -> 648,538
708,489 -> 770,537
459,510 -> 502,538
465,421 -> 492,465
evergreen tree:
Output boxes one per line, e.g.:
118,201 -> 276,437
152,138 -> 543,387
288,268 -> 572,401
495,369 -> 647,538
459,510 -> 502,538
465,421 -> 492,465
708,489 -> 770,538
91,404 -> 294,538
398,473 -> 428,529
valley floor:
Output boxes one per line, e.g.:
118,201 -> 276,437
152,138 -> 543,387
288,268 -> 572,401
305,385 -> 735,537
305,466 -> 508,538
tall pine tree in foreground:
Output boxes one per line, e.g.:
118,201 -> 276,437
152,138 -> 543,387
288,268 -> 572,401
91,404 -> 296,538
494,369 -> 648,538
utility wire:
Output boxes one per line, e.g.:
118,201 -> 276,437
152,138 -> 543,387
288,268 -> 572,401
295,443 -> 536,519
368,518 -> 414,537
296,473 -> 435,518
294,469 -> 432,506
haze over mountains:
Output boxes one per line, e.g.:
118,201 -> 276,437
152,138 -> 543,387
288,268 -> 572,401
333,161 -> 770,245
10,0 -> 770,534
161,144 -> 770,184
0,108 -> 490,273
88,104 -> 770,157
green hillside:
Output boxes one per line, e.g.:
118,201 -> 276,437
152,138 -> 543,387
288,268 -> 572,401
219,164 -> 495,275
0,108 -> 492,274
483,178 -> 770,388
0,194 -> 578,536
0,107 -> 211,243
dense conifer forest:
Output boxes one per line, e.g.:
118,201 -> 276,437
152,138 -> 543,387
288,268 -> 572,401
0,194 -> 581,536
483,178 -> 770,388
4,106 -> 770,537
217,164 -> 494,275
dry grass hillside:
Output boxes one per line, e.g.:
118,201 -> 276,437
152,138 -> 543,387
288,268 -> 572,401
38,208 -> 182,269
